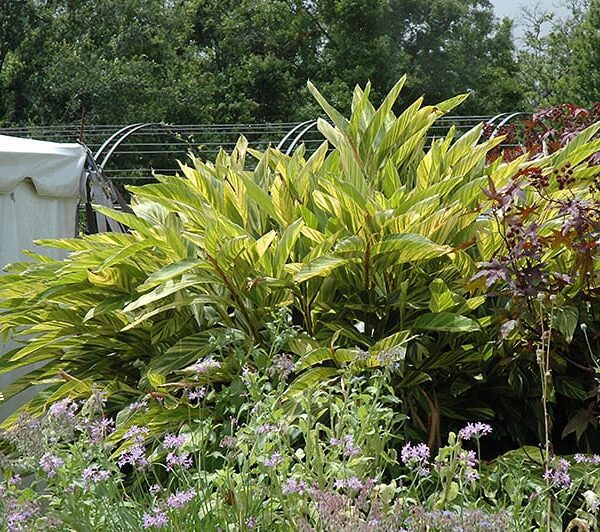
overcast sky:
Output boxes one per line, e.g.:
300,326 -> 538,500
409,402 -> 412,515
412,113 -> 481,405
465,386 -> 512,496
489,0 -> 572,41
490,0 -> 570,19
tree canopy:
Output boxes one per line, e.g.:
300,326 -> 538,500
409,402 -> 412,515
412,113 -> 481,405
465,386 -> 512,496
0,0 -> 596,126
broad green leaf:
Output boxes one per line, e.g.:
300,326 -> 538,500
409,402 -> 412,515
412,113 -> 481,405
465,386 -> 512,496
428,279 -> 455,312
413,312 -> 479,332
553,305 -> 578,343
372,234 -> 451,263
294,254 -> 352,283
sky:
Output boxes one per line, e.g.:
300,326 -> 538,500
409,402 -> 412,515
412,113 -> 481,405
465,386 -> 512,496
490,0 -> 572,40
490,0 -> 570,20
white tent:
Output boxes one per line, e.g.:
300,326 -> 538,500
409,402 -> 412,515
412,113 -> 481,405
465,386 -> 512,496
0,134 -> 87,420
0,134 -> 86,264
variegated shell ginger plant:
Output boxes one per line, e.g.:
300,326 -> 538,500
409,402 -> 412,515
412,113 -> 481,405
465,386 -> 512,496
0,76 -> 596,444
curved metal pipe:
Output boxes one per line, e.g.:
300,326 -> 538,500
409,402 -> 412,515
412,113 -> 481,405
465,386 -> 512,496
285,120 -> 319,155
276,120 -> 316,152
491,112 -> 529,138
99,123 -> 187,171
94,123 -> 144,160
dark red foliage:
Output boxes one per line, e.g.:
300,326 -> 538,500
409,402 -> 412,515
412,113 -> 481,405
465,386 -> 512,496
482,102 -> 600,164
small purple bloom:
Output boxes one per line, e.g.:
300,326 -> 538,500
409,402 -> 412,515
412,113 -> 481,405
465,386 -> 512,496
143,509 -> 169,529
124,425 -> 149,443
48,398 -> 78,418
544,458 -> 571,489
334,477 -> 363,490
118,443 -> 149,469
465,468 -> 479,482
82,464 -> 111,483
40,452 -> 64,478
246,517 -> 256,529
401,442 -> 430,465
458,422 -> 492,440
346,476 -> 363,490
166,489 -> 196,509
192,357 -> 221,377
163,433 -> 189,450
9,474 -> 21,486
282,478 -> 307,495
166,451 -> 192,470
330,434 -> 361,457
187,387 -> 206,401
268,354 -> 295,380
149,484 -> 162,496
263,452 -> 283,467
89,417 -> 115,444
255,424 -> 276,435
130,399 -> 149,412
459,450 -> 478,468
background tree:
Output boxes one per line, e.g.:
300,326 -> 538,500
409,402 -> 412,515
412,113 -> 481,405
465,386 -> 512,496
0,0 -> 528,126
517,0 -> 593,109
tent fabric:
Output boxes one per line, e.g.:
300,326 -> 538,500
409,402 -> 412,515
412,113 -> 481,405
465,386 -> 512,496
0,135 -> 86,420
0,180 -> 78,263
0,134 -> 86,198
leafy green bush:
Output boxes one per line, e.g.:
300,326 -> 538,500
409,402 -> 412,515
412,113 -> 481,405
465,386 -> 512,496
1,76 -> 599,451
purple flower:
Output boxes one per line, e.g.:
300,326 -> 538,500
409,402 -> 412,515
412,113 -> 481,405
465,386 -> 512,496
82,464 -> 111,483
334,477 -> 363,490
9,474 -> 21,486
458,422 -> 492,440
166,489 -> 196,509
346,476 -> 363,490
48,398 -> 78,419
330,434 -> 361,457
163,433 -> 189,450
401,442 -> 430,465
574,453 -> 600,464
263,452 -> 283,467
40,452 -> 64,478
124,425 -> 150,443
246,517 -> 256,529
256,424 -> 276,435
544,458 -> 571,489
143,509 -> 169,529
268,354 -> 295,380
187,387 -> 206,401
130,399 -> 149,412
192,357 -> 221,377
149,484 -> 162,496
118,443 -> 149,469
459,450 -> 478,468
166,451 -> 192,470
89,417 -> 115,444
282,478 -> 307,495
465,468 -> 479,482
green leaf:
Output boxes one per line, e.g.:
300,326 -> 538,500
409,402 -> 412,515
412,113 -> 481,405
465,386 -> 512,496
294,254 -> 352,283
413,312 -> 479,332
372,234 -> 451,263
146,371 -> 166,389
284,367 -> 339,398
553,305 -> 578,343
428,279 -> 455,312
307,81 -> 350,135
